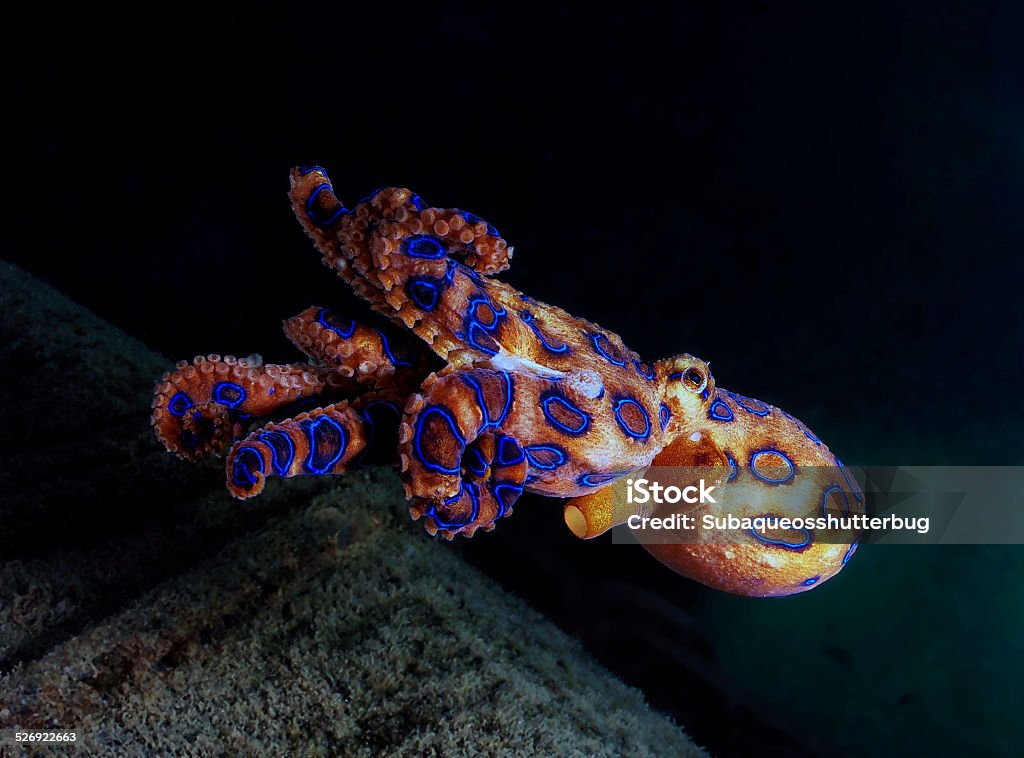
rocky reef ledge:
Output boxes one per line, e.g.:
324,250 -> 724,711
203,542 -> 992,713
0,261 -> 702,756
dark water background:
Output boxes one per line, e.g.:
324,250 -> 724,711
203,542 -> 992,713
8,4 -> 1023,755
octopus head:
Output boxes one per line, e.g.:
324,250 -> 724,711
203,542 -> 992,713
564,374 -> 864,597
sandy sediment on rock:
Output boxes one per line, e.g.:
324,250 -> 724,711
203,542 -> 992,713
0,261 -> 702,756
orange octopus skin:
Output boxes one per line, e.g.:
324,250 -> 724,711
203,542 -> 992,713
564,387 -> 865,597
151,165 -> 861,596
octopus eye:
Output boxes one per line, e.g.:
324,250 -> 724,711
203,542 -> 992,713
683,369 -> 706,391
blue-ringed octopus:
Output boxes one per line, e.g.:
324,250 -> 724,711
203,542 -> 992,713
151,166 -> 863,597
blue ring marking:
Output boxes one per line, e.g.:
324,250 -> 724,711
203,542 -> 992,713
659,403 -> 671,429
802,576 -> 821,586
726,453 -> 738,482
541,393 -> 590,436
578,472 -> 622,488
701,388 -> 710,401
469,296 -> 505,328
428,505 -> 463,530
168,392 -> 193,417
213,382 -> 246,409
298,165 -> 326,176
463,371 -> 513,430
405,234 -> 446,259
306,183 -> 348,226
750,449 -> 796,484
494,371 -> 513,427
374,329 -> 414,367
414,406 -> 466,475
821,484 -> 851,517
591,333 -> 625,366
523,444 -> 567,470
730,392 -> 770,417
466,322 -> 500,355
407,277 -> 440,311
843,539 -> 860,565
432,482 -> 481,529
461,375 -> 491,430
493,482 -> 522,518
409,193 -> 425,211
835,458 -> 864,503
632,357 -> 656,380
668,372 -> 683,381
521,311 -> 570,354
317,308 -> 355,339
464,296 -> 506,355
749,524 -> 812,550
497,436 -> 525,466
231,446 -> 265,489
708,399 -> 734,422
302,416 -> 347,474
613,397 -> 651,441
462,211 -> 500,238
466,447 -> 489,477
257,430 -> 295,477
465,481 -> 482,524
466,368 -> 516,430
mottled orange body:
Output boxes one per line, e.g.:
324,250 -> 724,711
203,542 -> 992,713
151,165 -> 861,596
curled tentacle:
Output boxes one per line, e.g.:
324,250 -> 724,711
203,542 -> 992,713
225,391 -> 406,499
287,167 -> 521,361
283,306 -> 436,393
398,366 -> 527,538
289,166 -> 510,280
151,354 -> 349,460
410,432 -> 528,540
153,306 -> 436,464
